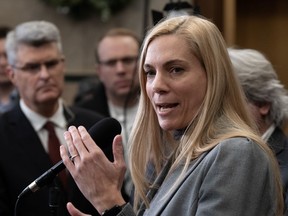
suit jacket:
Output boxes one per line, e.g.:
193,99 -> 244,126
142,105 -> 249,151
119,137 -> 279,216
0,103 -> 106,216
268,127 -> 288,209
75,82 -> 110,117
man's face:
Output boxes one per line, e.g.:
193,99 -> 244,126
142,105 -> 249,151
97,35 -> 139,103
7,42 -> 65,111
0,38 -> 10,84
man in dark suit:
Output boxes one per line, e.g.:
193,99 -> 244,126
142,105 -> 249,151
229,48 -> 288,212
0,21 -> 105,216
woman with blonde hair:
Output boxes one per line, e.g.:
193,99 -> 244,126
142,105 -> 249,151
61,15 -> 284,216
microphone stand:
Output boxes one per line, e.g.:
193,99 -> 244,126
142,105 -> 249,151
14,180 -> 61,216
48,180 -> 61,216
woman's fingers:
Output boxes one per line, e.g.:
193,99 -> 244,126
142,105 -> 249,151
77,126 -> 102,153
61,126 -> 126,213
66,202 -> 91,216
68,126 -> 90,156
113,135 -> 126,166
60,145 -> 75,173
60,127 -> 85,173
64,129 -> 80,159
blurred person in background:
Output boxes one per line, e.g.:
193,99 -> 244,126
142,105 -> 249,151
229,47 -> 288,211
0,20 -> 105,216
0,26 -> 18,113
75,28 -> 141,200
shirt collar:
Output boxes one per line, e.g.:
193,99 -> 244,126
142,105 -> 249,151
20,99 -> 67,131
262,123 -> 276,142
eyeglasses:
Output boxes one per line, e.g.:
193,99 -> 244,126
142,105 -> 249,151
99,56 -> 138,68
12,58 -> 64,74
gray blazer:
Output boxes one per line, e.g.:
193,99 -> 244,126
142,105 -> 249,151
120,137 -> 279,216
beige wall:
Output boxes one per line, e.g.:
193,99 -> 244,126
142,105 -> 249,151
236,0 -> 288,89
0,0 -> 225,104
0,0 -> 155,104
0,0 -> 148,73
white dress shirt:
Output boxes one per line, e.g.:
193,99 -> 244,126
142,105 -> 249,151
20,99 -> 67,152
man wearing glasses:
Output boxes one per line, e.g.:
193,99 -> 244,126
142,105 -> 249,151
75,28 -> 141,201
0,21 -> 105,216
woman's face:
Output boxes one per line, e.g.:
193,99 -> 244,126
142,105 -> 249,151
144,34 -> 207,131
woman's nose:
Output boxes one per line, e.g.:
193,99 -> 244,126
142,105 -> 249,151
152,72 -> 168,93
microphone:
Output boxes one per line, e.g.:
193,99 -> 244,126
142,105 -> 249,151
18,117 -> 121,198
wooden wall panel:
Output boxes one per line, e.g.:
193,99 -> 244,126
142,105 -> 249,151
235,0 -> 288,88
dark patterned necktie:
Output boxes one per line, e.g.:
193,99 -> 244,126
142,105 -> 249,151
43,121 -> 67,189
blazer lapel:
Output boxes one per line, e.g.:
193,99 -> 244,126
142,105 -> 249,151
7,105 -> 52,171
267,127 -> 286,155
137,158 -> 173,215
144,152 -> 209,216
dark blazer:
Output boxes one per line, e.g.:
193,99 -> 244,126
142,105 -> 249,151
75,82 -> 110,117
0,103 -> 105,216
267,126 -> 288,210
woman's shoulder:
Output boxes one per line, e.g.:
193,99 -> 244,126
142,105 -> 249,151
204,137 -> 270,165
216,137 -> 262,152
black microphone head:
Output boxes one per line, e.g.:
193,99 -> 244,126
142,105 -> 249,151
88,117 -> 121,161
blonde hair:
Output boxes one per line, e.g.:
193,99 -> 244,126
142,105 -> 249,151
129,15 -> 283,214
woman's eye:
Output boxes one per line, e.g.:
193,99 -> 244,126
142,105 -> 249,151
144,70 -> 156,76
171,67 -> 184,74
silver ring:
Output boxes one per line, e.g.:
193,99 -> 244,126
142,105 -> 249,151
70,154 -> 79,161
